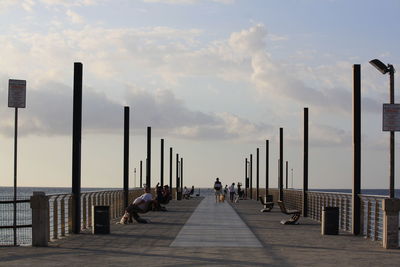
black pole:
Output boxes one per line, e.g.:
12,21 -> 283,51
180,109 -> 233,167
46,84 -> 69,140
181,157 -> 183,189
169,147 -> 173,188
285,161 -> 288,189
245,158 -> 248,197
352,64 -> 361,235
176,153 -> 179,196
140,160 -> 143,188
250,154 -> 253,200
123,106 -> 129,209
266,140 -> 269,196
389,66 -> 395,198
146,127 -> 151,188
256,148 -> 259,199
279,127 -> 283,201
160,139 -> 164,186
72,62 -> 82,234
303,107 -> 309,217
13,108 -> 18,246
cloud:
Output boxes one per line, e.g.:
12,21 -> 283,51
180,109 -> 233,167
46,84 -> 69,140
0,77 -> 271,141
66,9 -> 84,24
142,0 -> 234,4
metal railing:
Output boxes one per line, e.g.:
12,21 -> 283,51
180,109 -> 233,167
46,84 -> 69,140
1,188 -> 144,246
266,188 -> 387,243
48,189 -> 143,241
0,196 -> 32,246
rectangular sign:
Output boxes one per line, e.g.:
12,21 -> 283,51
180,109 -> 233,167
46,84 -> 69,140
8,79 -> 26,108
383,103 -> 400,131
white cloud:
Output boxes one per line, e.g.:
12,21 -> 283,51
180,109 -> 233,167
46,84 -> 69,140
66,9 -> 84,24
142,0 -> 234,4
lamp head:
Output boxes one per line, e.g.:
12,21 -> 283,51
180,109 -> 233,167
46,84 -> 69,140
369,59 -> 390,74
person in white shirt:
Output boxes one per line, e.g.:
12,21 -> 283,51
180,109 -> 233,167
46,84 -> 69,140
228,183 -> 235,203
121,187 -> 154,224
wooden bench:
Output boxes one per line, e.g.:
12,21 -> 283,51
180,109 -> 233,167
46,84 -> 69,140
277,201 -> 301,225
258,196 -> 274,212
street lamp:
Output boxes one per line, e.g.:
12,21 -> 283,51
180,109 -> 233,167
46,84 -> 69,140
369,58 -> 396,198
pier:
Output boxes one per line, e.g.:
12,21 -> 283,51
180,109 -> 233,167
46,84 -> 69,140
1,191 -> 400,266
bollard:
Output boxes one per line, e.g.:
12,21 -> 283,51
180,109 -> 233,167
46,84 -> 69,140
30,192 -> 49,247
382,198 -> 400,249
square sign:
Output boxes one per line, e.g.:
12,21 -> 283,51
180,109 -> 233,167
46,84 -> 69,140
8,79 -> 26,108
383,104 -> 400,131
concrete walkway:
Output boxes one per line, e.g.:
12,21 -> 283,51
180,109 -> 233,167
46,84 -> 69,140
171,193 -> 261,247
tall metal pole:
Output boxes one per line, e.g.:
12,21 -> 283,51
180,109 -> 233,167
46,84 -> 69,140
140,160 -> 143,188
250,154 -> 253,200
303,107 -> 309,217
169,147 -> 173,188
176,153 -> 179,197
160,139 -> 164,186
13,108 -> 18,246
285,161 -> 288,189
389,66 -> 395,198
181,157 -> 183,189
352,64 -> 361,235
245,158 -> 248,197
123,106 -> 130,209
146,127 -> 151,188
279,127 -> 283,201
256,148 -> 259,199
266,140 -> 269,196
72,62 -> 82,234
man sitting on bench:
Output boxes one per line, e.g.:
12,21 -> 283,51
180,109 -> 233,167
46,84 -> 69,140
277,201 -> 301,225
120,186 -> 154,224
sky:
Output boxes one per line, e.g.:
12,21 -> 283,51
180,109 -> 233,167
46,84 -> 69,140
0,0 -> 399,190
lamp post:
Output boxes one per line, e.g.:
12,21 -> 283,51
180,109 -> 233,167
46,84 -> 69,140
370,59 -> 396,198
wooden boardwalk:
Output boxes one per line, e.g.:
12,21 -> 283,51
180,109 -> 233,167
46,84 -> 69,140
1,190 -> 399,266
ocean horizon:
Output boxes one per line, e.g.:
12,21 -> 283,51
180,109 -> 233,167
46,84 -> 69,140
1,186 -> 399,198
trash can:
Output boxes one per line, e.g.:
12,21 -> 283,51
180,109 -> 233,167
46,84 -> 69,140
92,206 -> 110,234
321,207 -> 339,235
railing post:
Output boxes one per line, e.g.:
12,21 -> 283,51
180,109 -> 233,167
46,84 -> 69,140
382,198 -> 400,248
30,192 -> 49,247
67,196 -> 73,234
53,198 -> 58,239
82,195 -> 87,229
88,194 -> 92,228
60,197 -> 66,237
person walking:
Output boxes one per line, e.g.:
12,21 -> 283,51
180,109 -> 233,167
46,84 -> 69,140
228,183 -> 235,203
214,177 -> 222,203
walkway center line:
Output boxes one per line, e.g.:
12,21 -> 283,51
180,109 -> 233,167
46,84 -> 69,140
170,192 -> 262,247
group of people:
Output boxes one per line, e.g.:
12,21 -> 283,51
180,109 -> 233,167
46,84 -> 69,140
213,178 -> 244,203
120,183 -> 196,224
120,183 -> 171,224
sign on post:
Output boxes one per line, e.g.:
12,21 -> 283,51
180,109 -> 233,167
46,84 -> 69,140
8,79 -> 26,108
383,104 -> 400,131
